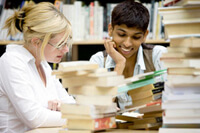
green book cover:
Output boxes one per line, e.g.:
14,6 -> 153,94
118,69 -> 167,93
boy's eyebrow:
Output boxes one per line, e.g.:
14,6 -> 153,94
117,28 -> 143,35
134,32 -> 143,35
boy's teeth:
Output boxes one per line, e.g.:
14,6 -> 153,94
122,48 -> 131,51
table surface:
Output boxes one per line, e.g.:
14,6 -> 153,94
26,127 -> 159,133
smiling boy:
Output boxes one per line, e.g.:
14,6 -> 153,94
89,0 -> 167,109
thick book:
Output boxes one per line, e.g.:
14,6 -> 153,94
159,128 -> 200,133
143,111 -> 163,118
129,87 -> 164,101
167,75 -> 200,87
118,100 -> 162,114
170,35 -> 200,48
163,116 -> 200,124
126,93 -> 162,108
58,61 -> 99,72
162,123 -> 200,128
62,74 -> 124,88
164,109 -> 200,118
161,52 -> 200,59
167,67 -> 200,75
159,6 -> 200,22
62,112 -> 115,120
164,20 -> 200,38
161,58 -> 200,68
128,122 -> 162,130
167,47 -> 200,53
163,91 -> 200,101
138,103 -> 162,114
68,85 -> 117,96
133,117 -> 162,125
75,95 -> 114,106
65,117 -> 116,130
127,84 -> 155,95
61,103 -> 117,116
162,99 -> 200,109
164,82 -> 200,94
52,68 -> 108,79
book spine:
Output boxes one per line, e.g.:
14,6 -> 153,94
94,117 -> 116,130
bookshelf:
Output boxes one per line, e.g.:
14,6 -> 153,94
0,0 -> 166,59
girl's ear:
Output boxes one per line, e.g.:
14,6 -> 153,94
31,37 -> 40,46
108,23 -> 113,37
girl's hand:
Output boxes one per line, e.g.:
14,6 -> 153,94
48,100 -> 61,111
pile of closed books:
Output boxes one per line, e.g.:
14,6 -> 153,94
158,0 -> 200,133
52,61 -> 125,133
116,70 -> 166,130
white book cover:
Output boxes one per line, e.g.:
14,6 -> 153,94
165,109 -> 200,117
164,82 -> 200,94
159,127 -> 200,133
162,99 -> 200,109
167,75 -> 200,86
162,91 -> 200,101
163,115 -> 200,124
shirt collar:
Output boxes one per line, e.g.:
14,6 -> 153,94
136,45 -> 146,70
6,44 -> 36,63
105,55 -> 116,68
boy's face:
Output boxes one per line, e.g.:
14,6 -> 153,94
109,24 -> 148,59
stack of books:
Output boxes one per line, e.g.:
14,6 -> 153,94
52,61 -> 125,133
116,70 -> 167,130
158,1 -> 200,133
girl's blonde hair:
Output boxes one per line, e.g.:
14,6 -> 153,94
4,2 -> 72,59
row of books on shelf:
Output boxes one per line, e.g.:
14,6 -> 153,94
158,0 -> 200,133
0,0 -> 165,41
57,0 -> 165,41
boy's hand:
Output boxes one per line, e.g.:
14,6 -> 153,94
48,100 -> 61,111
104,38 -> 126,75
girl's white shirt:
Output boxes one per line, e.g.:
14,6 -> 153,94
0,44 -> 75,133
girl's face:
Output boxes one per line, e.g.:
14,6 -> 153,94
109,24 -> 148,59
44,31 -> 70,63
